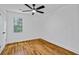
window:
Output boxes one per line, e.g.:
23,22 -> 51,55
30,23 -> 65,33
13,17 -> 23,32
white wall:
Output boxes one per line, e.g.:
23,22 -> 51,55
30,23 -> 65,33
42,5 -> 79,54
6,11 -> 44,43
0,9 -> 6,53
6,5 -> 79,54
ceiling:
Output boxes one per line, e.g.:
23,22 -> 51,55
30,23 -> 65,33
0,4 -> 67,14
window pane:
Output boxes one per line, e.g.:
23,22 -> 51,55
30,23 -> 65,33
13,17 -> 23,32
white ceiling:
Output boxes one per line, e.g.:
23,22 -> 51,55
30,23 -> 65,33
0,4 -> 64,10
0,4 -> 66,14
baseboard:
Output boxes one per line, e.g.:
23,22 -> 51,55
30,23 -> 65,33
0,44 -> 5,54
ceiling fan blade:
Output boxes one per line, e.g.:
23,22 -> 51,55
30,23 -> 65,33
25,4 -> 32,9
36,10 -> 44,14
36,5 -> 45,10
32,4 -> 35,9
22,10 -> 32,12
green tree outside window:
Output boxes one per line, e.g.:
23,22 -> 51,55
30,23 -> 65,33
13,17 -> 23,32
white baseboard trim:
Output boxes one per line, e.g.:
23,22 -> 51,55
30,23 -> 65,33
0,44 -> 5,54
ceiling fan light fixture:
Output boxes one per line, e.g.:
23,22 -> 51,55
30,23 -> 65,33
32,10 -> 36,13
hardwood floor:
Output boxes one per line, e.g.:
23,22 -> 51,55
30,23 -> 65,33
1,38 -> 77,55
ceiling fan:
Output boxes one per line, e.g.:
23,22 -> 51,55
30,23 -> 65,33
20,4 -> 45,15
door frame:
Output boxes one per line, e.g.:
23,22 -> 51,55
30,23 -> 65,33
0,8 -> 7,53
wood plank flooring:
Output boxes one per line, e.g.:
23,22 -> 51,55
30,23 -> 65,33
0,38 -> 77,55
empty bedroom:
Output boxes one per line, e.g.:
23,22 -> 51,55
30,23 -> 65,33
0,4 -> 79,55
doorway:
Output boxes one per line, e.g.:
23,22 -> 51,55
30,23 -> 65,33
0,9 -> 6,53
